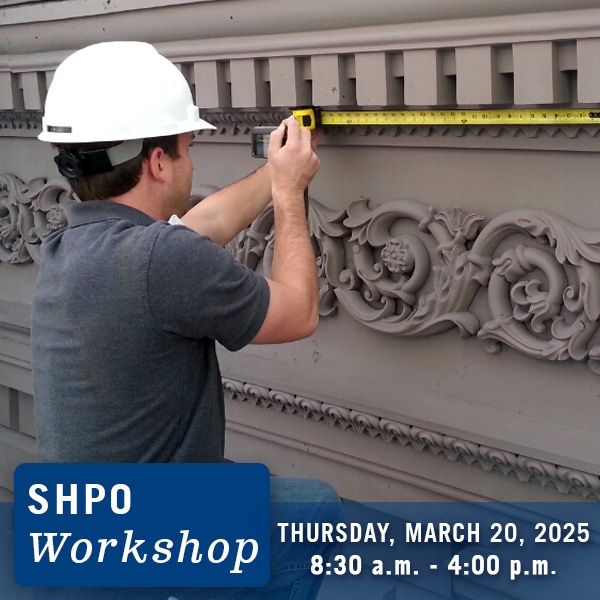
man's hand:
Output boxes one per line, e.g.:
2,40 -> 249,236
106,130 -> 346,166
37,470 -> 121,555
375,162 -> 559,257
180,116 -> 321,247
251,116 -> 322,345
267,116 -> 320,200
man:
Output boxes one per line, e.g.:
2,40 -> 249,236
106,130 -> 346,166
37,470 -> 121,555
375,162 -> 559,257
31,42 -> 339,599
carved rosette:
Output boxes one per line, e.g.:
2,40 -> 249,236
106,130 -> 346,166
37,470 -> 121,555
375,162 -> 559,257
335,200 -> 485,336
0,174 -> 77,264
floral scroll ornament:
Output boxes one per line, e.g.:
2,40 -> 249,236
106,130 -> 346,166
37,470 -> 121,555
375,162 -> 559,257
6,170 -> 600,373
470,209 -> 600,374
223,189 -> 600,372
0,174 -> 76,264
334,199 -> 484,337
226,196 -> 349,318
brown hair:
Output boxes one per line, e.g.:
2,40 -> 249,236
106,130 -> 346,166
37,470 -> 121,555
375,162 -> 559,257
56,135 -> 180,202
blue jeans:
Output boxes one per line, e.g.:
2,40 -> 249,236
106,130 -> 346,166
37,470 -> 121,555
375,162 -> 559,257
26,478 -> 341,600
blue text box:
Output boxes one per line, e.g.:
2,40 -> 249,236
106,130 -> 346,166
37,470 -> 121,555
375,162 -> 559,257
13,463 -> 270,588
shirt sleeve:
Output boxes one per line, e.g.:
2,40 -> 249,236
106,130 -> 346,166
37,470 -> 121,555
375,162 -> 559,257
146,223 -> 270,351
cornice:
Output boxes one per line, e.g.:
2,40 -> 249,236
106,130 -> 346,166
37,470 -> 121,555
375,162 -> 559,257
223,377 -> 600,501
0,0 -> 216,25
3,8 -> 600,112
158,10 -> 600,60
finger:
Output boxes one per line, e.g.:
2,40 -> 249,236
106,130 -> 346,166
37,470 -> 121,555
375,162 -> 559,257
268,121 -> 287,155
283,115 -> 300,144
311,129 -> 324,149
298,124 -> 314,153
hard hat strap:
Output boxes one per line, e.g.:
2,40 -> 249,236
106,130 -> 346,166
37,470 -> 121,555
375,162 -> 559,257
54,139 -> 144,181
106,139 -> 144,166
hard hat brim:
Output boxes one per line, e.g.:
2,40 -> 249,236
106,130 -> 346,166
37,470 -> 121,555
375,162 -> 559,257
39,116 -> 216,144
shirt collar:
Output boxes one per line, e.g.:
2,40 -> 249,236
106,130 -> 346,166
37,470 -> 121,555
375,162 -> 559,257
67,200 -> 157,228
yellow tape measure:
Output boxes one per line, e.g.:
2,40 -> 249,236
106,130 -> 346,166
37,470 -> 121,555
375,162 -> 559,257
291,107 -> 600,129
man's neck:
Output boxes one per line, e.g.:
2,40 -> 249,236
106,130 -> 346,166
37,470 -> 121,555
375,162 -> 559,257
108,186 -> 170,222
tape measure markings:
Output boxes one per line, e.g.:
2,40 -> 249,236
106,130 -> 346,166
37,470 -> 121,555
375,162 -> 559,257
292,107 -> 600,129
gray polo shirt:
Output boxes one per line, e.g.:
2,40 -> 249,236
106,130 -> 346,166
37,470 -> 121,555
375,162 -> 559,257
32,201 -> 269,463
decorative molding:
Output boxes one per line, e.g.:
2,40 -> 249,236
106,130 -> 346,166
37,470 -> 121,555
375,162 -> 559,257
5,27 -> 600,113
5,109 -> 599,141
0,111 -> 43,135
3,171 -> 599,496
226,195 -> 600,373
197,110 -> 288,135
5,171 -> 600,372
228,421 -> 496,503
0,174 -> 76,264
197,111 -> 600,141
223,377 -> 600,501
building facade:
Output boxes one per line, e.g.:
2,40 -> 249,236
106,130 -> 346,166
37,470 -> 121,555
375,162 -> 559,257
2,0 -> 600,503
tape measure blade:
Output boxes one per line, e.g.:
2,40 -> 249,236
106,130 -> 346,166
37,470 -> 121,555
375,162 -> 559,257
298,107 -> 600,127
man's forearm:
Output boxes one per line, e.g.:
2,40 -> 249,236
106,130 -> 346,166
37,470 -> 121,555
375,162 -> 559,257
247,116 -> 321,345
271,187 -> 319,330
181,165 -> 272,245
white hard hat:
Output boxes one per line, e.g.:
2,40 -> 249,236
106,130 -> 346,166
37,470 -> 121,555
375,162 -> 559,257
39,41 -> 215,144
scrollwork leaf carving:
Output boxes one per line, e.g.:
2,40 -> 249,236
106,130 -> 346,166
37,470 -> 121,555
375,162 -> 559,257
0,174 -> 76,264
6,170 -> 600,372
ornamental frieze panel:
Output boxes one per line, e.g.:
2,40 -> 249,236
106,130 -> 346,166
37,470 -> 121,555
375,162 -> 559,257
5,171 -> 600,372
0,111 -> 44,135
227,191 -> 600,373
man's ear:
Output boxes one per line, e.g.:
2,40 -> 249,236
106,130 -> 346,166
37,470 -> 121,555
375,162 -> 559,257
146,146 -> 170,183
